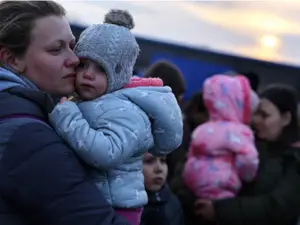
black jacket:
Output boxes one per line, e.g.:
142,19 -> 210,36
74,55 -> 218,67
171,141 -> 300,225
214,141 -> 300,225
141,185 -> 184,225
0,86 -> 129,225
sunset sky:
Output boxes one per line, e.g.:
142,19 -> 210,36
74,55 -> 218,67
56,0 -> 300,66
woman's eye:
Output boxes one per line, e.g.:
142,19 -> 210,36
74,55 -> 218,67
69,43 -> 75,50
260,111 -> 269,118
49,47 -> 61,54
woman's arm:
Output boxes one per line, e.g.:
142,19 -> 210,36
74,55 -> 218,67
214,161 -> 300,225
0,121 -> 129,225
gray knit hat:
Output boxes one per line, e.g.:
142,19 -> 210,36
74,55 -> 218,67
75,9 -> 140,93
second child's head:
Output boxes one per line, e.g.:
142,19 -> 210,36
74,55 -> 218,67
74,9 -> 140,100
143,153 -> 168,192
203,74 -> 259,124
76,59 -> 107,100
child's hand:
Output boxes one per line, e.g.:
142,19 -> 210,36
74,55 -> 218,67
59,97 -> 68,104
58,96 -> 76,104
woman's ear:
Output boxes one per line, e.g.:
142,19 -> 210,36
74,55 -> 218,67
282,111 -> 291,127
0,47 -> 26,73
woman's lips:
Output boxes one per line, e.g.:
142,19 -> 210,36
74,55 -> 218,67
64,73 -> 76,86
64,72 -> 76,78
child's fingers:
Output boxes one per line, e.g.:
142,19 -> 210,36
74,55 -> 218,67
68,96 -> 75,101
59,97 -> 68,104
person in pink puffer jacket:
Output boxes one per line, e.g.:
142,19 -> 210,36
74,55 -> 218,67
182,74 -> 259,200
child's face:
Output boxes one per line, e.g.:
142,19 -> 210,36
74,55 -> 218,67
76,59 -> 108,100
143,153 -> 168,192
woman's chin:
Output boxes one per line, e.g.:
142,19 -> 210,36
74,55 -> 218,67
56,85 -> 75,97
256,132 -> 267,141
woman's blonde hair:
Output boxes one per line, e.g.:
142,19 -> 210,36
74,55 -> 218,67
0,1 -> 65,58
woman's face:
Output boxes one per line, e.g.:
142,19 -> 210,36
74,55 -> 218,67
143,153 -> 168,192
15,15 -> 79,96
253,98 -> 291,141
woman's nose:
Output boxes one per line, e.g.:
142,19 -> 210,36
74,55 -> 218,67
65,52 -> 79,68
252,115 -> 260,125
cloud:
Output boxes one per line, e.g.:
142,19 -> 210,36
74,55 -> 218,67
178,1 -> 300,35
56,0 -> 300,66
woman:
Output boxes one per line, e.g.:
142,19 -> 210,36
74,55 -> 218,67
0,1 -> 129,225
194,84 -> 300,225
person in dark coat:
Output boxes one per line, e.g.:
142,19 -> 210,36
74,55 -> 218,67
141,153 -> 184,225
173,84 -> 300,225
143,60 -> 187,183
225,70 -> 260,92
0,1 -> 129,225
168,91 -> 208,185
144,60 -> 186,104
169,91 -> 208,225
183,91 -> 208,132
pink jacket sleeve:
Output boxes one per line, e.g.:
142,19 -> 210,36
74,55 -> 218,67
228,128 -> 259,182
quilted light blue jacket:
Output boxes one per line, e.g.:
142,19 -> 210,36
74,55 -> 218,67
49,86 -> 183,208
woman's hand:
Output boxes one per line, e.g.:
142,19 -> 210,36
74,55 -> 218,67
194,199 -> 216,222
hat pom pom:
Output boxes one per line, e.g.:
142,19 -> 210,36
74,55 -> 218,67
104,9 -> 135,30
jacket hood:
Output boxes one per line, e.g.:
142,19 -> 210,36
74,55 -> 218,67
114,86 -> 183,155
0,67 -> 37,91
0,67 -> 54,120
203,74 -> 253,123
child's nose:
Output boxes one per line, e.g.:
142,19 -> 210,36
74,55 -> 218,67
83,71 -> 94,80
154,162 -> 164,173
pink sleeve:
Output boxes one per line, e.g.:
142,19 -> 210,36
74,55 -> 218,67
187,140 -> 203,158
182,157 -> 198,194
182,128 -> 208,194
231,129 -> 259,182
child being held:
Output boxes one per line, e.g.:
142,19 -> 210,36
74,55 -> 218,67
49,9 -> 183,225
182,74 -> 259,200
